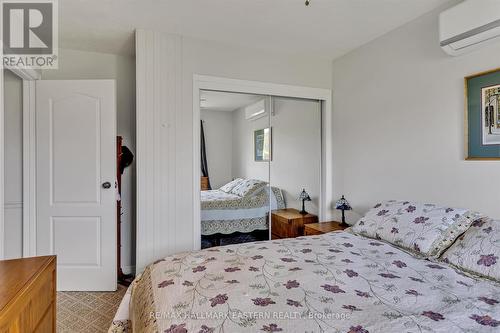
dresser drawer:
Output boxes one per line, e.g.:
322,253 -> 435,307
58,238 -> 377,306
0,256 -> 56,333
29,265 -> 55,331
34,305 -> 54,333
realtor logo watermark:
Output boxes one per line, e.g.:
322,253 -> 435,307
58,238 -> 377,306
1,0 -> 58,69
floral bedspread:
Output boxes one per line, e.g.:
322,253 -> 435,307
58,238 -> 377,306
129,232 -> 500,333
200,190 -> 243,210
201,188 -> 285,235
201,188 -> 285,211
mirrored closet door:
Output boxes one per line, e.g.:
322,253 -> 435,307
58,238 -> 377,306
199,91 -> 321,248
200,91 -> 271,248
269,97 -> 321,240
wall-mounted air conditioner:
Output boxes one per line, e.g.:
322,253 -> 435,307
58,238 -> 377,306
439,0 -> 500,56
245,99 -> 267,120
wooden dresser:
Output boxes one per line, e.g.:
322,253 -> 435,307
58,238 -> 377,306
0,256 -> 56,333
271,208 -> 318,239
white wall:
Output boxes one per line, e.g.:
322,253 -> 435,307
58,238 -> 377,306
41,49 -> 136,273
136,31 -> 332,272
231,97 -> 321,214
331,2 -> 500,224
3,70 -> 23,259
200,110 -> 233,189
232,103 -> 270,183
270,97 -> 321,214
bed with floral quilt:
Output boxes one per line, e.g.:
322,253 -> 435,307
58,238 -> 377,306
109,230 -> 500,332
200,185 -> 285,236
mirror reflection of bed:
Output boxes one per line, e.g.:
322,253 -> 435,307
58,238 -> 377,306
200,179 -> 281,247
200,90 -> 321,248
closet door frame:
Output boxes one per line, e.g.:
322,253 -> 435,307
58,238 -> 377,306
0,67 -> 40,259
193,74 -> 333,250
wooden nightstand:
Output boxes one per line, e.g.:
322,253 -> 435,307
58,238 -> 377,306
201,177 -> 210,191
271,208 -> 318,239
304,221 -> 348,236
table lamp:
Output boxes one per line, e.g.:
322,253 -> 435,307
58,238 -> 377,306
335,195 -> 352,227
299,189 -> 312,215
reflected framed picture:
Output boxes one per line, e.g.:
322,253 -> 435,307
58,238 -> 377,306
254,127 -> 272,162
465,67 -> 500,160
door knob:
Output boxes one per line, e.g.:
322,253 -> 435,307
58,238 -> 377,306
102,182 -> 112,189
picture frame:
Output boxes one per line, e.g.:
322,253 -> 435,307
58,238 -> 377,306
465,67 -> 500,160
254,127 -> 272,162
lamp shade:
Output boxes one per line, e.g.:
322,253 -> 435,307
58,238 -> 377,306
299,189 -> 311,201
335,195 -> 352,211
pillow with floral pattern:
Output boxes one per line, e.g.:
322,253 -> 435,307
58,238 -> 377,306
230,179 -> 267,197
351,200 -> 483,257
441,217 -> 500,281
219,178 -> 244,193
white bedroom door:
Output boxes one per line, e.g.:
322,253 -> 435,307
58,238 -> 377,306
36,80 -> 117,291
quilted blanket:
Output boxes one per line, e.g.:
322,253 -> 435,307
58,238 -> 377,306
201,188 -> 285,235
127,232 -> 500,333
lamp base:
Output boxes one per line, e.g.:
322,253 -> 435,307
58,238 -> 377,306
339,209 -> 349,227
299,210 -> 308,215
339,221 -> 350,228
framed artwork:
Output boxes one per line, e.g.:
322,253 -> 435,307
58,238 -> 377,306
465,67 -> 500,160
254,127 -> 272,162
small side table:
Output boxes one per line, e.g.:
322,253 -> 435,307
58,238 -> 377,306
271,208 -> 318,239
304,221 -> 348,236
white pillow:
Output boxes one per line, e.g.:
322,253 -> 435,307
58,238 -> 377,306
230,179 -> 267,197
219,178 -> 244,193
441,217 -> 500,281
351,200 -> 482,257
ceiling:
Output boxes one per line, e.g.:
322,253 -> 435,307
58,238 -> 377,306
200,91 -> 264,112
59,0 -> 449,59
